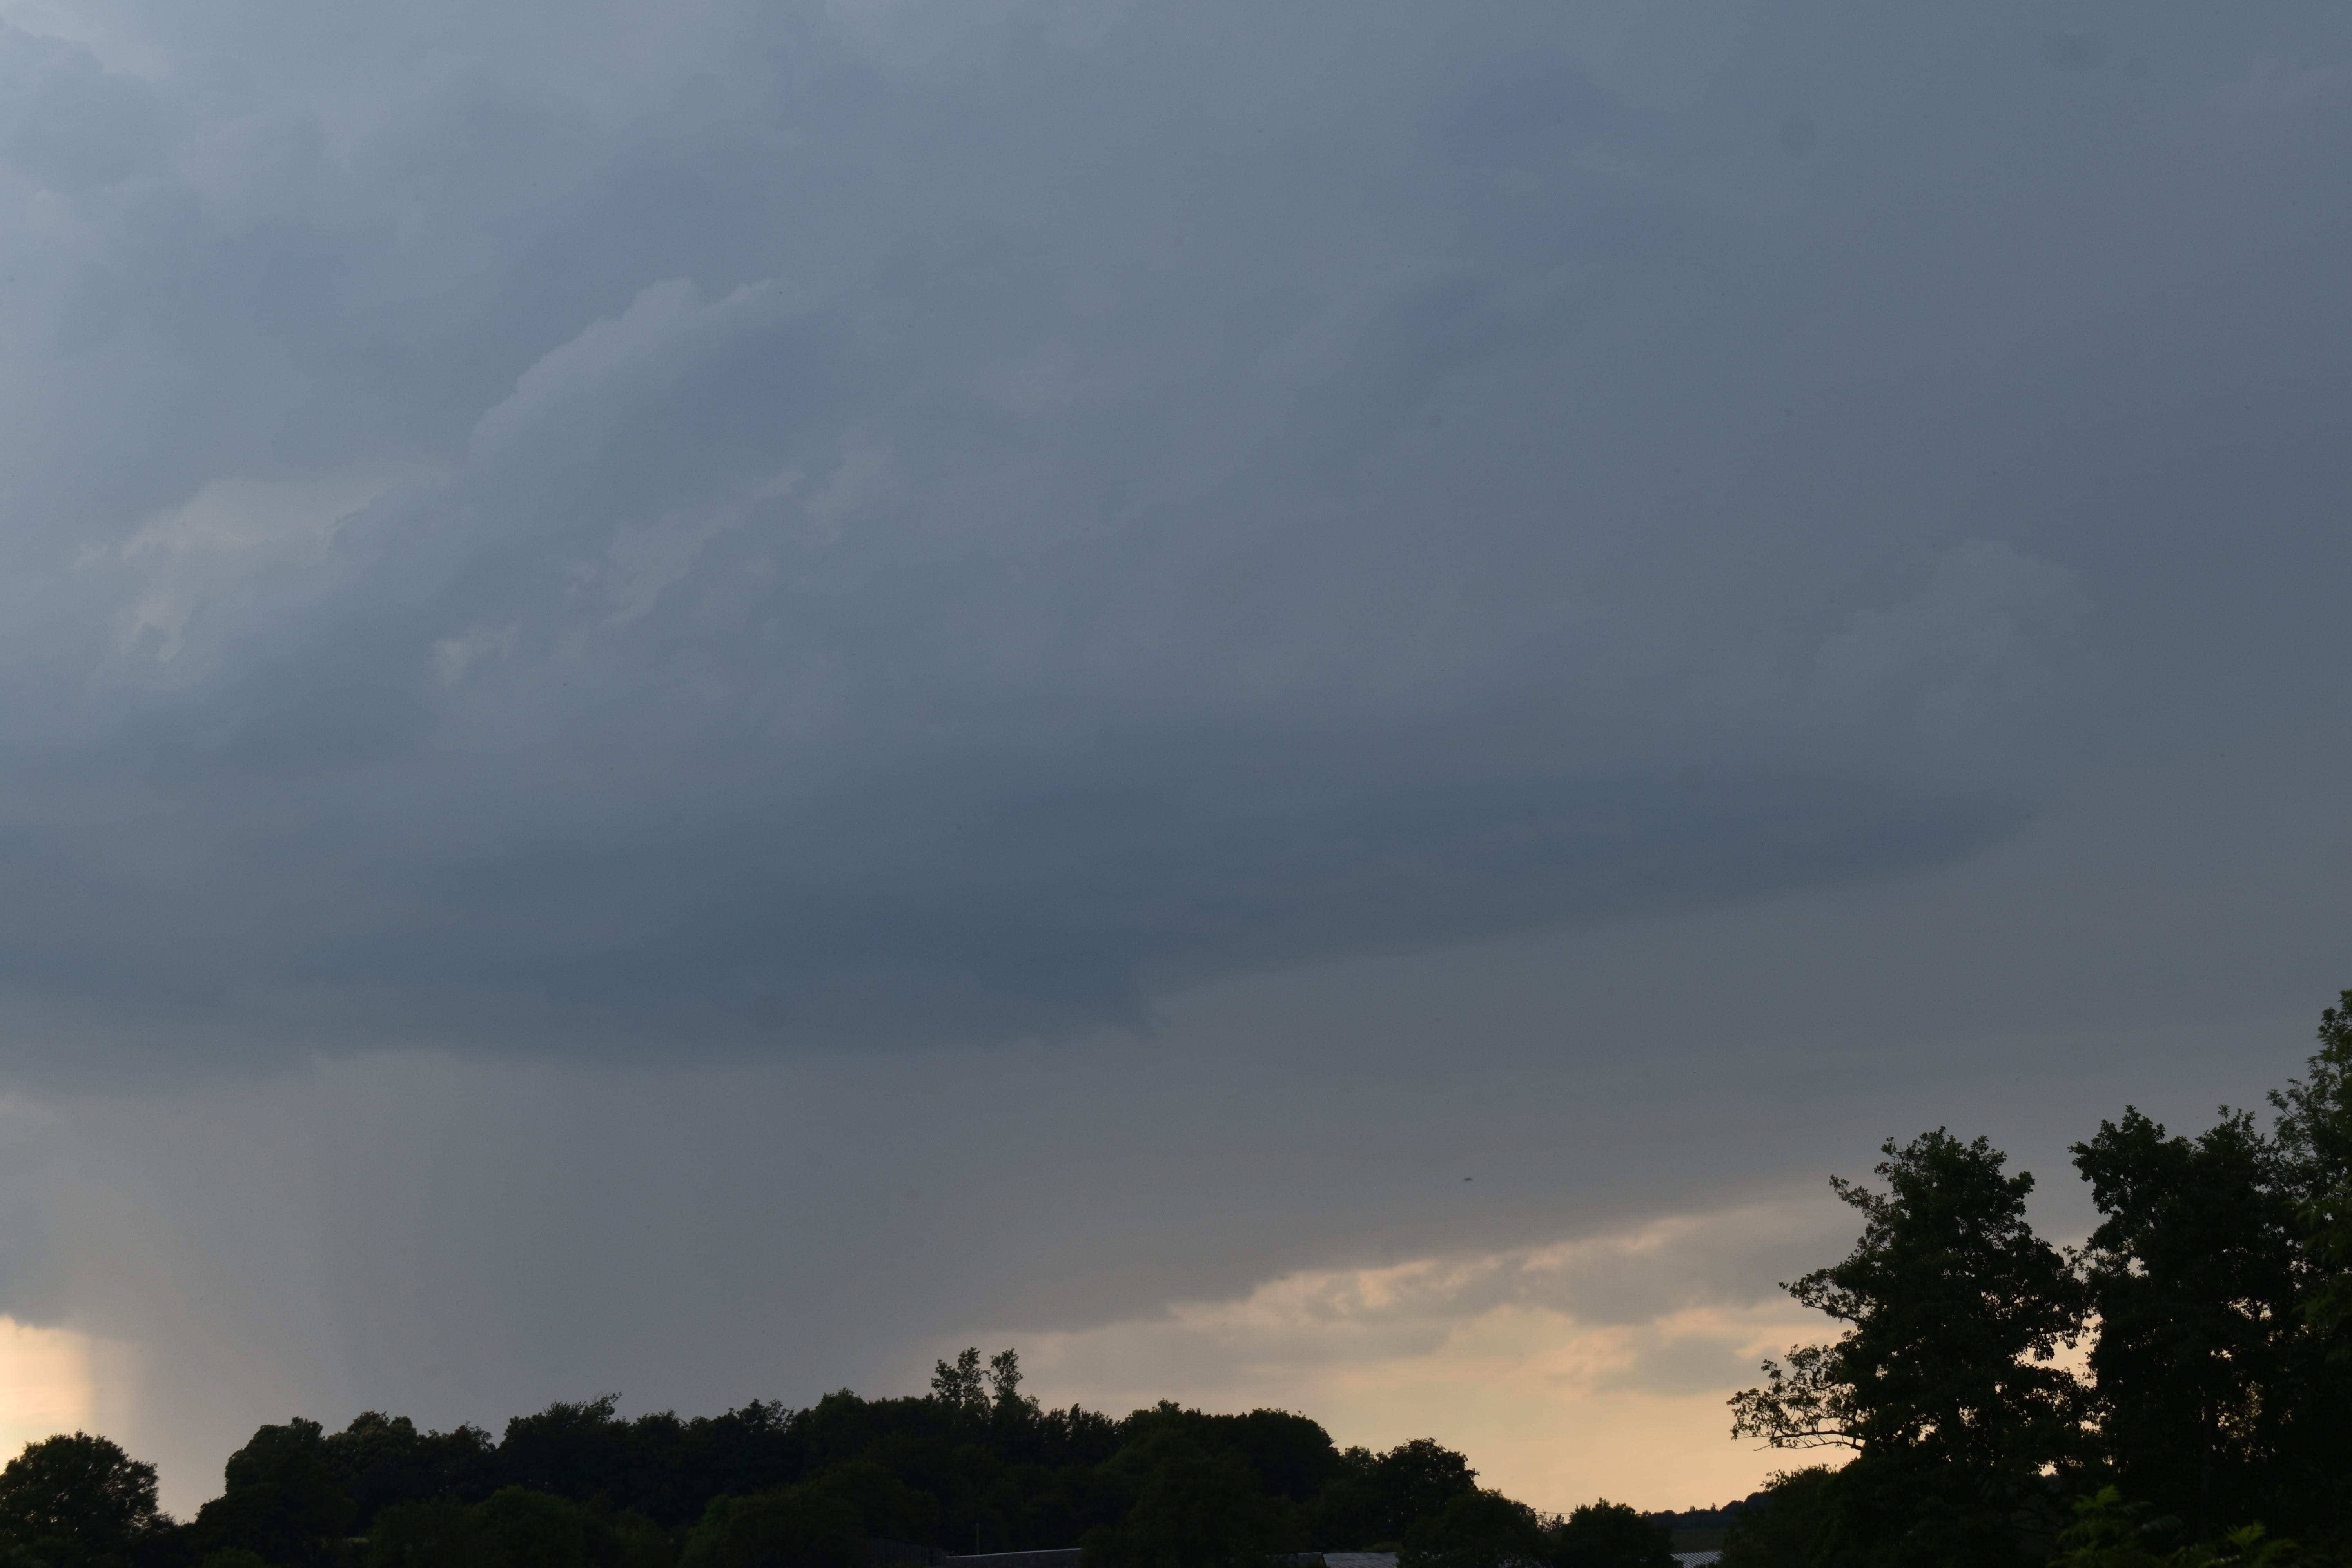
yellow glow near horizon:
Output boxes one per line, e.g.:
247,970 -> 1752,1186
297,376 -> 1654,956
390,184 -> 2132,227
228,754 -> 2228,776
1014,1206 -> 1845,1514
0,1318 -> 111,1462
0,1217 -> 1844,1510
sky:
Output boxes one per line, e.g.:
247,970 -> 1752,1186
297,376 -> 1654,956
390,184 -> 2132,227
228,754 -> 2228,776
0,0 -> 2343,1520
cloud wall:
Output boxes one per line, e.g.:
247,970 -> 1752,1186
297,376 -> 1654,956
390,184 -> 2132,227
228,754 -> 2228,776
0,2 -> 2335,1067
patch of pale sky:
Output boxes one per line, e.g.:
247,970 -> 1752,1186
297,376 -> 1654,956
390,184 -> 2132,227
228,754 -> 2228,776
98,470 -> 401,660
1004,1207 -> 1847,1512
0,1319 -> 132,1463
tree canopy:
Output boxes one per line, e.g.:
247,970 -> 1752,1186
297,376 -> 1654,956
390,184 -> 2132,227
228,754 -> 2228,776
0,1379 -> 1503,1568
1728,991 -> 2352,1567
0,1431 -> 163,1566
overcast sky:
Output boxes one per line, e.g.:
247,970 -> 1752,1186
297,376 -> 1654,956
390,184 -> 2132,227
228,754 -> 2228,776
0,0 -> 2344,1519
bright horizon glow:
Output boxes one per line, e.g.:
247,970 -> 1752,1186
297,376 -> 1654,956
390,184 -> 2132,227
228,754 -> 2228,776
0,1318 -> 120,1468
1013,1205 -> 1846,1514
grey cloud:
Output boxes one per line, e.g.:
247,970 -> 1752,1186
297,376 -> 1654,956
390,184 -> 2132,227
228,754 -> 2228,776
0,27 -> 167,191
11,701 -> 2349,1508
0,1 -> 2334,1075
2043,33 -> 2109,74
1810,541 -> 2099,791
1584,1333 -> 1783,1402
0,0 -> 2349,1521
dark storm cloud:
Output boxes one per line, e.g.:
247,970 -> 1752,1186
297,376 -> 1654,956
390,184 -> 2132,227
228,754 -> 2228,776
0,0 -> 2341,1073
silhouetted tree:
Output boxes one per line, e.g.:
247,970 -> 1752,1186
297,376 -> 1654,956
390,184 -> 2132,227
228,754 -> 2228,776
1399,1491 -> 1546,1568
0,1432 -> 164,1566
498,1398 -> 633,1506
186,1419 -> 356,1568
365,1499 -> 486,1568
2277,990 -> 2352,1350
930,1352 -> 988,1418
2267,991 -> 2352,1544
1369,1440 -> 1480,1544
2073,1108 -> 2303,1537
1082,1430 -> 1287,1568
470,1487 -> 605,1568
1731,1130 -> 2085,1566
326,1412 -> 500,1532
797,1461 -> 940,1546
2042,1486 -> 2299,1568
1715,1470 -> 1835,1568
681,1484 -> 865,1568
1553,1501 -> 1671,1568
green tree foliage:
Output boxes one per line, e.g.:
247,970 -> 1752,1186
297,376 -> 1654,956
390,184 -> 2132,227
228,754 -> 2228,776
2071,1109 -> 2306,1539
1723,992 -> 2352,1564
1396,1492 -> 1674,1568
1319,1438 -> 1479,1548
184,1419 -> 358,1568
365,1499 -> 487,1568
29,1361 -> 1499,1568
0,1432 -> 165,1567
2046,1488 -> 2298,1568
497,1399 -> 639,1507
813,1461 -> 939,1545
2058,997 -> 2352,1551
1715,1469 -> 1836,1568
929,1353 -> 988,1419
2260,994 -> 2352,1542
985,1353 -> 1028,1420
470,1488 -> 604,1568
681,1484 -> 866,1568
2276,992 -> 2352,1354
1082,1429 -> 1287,1568
360,1487 -> 666,1568
197,1551 -> 271,1568
1398,1490 -> 1545,1568
325,1416 -> 499,1537
1730,1130 -> 2086,1567
1552,1501 -> 1672,1568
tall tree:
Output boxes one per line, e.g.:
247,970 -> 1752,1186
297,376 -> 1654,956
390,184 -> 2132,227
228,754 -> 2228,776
1730,1130 -> 2085,1566
2275,991 -> 2352,1350
931,1350 -> 989,1417
2267,990 -> 2352,1545
2071,1108 -> 2302,1539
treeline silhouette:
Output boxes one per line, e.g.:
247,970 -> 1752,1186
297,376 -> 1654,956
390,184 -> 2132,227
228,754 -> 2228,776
1720,992 -> 2352,1568
0,1353 -> 1678,1568
4,990 -> 2346,1568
